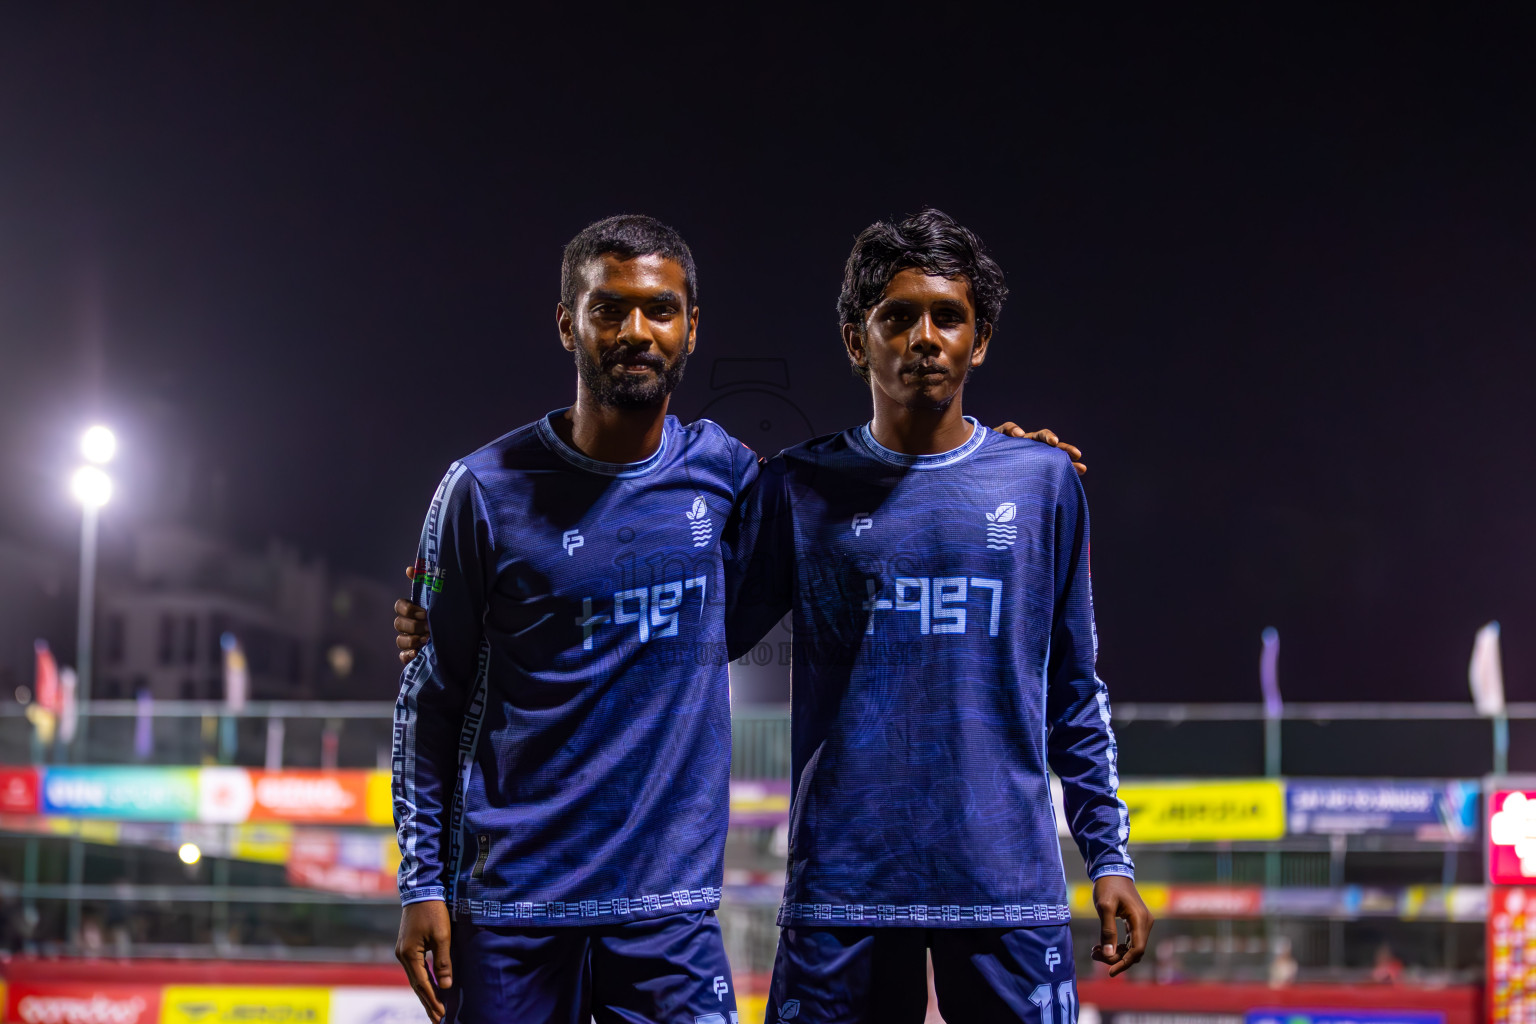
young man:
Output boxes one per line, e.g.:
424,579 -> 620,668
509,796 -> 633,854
393,215 -> 756,1024
723,210 -> 1152,1022
391,213 -> 1074,1024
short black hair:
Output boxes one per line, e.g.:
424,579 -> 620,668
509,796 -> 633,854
560,214 -> 699,311
837,209 -> 1007,380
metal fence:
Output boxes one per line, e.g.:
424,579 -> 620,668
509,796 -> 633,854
4,699 -> 1532,778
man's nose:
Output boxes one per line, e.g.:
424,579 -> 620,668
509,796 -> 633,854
910,312 -> 940,352
617,307 -> 653,345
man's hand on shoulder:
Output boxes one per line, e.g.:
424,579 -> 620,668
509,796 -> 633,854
396,899 -> 453,1022
992,423 -> 1086,476
1090,875 -> 1153,977
396,565 -> 430,665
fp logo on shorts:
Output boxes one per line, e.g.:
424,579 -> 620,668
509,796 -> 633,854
850,512 -> 873,536
1045,946 -> 1061,972
712,976 -> 729,1001
561,529 -> 584,556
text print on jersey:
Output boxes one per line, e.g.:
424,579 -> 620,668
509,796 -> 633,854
862,576 -> 1005,636
578,575 -> 707,650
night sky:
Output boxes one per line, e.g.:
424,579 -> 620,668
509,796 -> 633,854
1,8 -> 1531,703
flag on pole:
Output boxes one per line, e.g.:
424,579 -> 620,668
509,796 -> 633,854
1470,620 -> 1505,717
34,640 -> 60,713
1259,626 -> 1282,717
221,632 -> 248,712
28,640 -> 60,747
59,666 -> 78,745
135,688 -> 155,760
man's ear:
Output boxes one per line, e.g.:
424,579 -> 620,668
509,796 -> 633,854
842,321 -> 867,369
687,306 -> 700,355
970,321 -> 993,368
557,302 -> 577,352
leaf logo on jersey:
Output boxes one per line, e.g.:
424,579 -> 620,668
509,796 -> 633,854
778,1000 -> 800,1021
985,501 -> 1018,550
687,495 -> 713,548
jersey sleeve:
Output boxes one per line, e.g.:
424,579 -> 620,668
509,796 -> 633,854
393,462 -> 493,905
723,453 -> 793,660
1044,461 -> 1135,882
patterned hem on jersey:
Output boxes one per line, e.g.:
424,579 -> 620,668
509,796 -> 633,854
454,886 -> 722,921
1089,864 -> 1136,881
778,900 -> 1071,925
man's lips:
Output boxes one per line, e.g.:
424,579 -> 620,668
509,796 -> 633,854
904,363 -> 948,379
606,356 -> 663,373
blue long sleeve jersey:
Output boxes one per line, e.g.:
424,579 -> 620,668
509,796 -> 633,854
393,411 -> 758,925
723,419 -> 1133,928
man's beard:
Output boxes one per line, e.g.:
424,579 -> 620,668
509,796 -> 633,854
574,340 -> 689,409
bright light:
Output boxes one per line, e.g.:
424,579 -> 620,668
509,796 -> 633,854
70,465 -> 113,508
80,425 -> 117,464
178,843 -> 201,865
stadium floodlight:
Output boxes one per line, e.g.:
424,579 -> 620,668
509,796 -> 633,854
70,465 -> 113,509
178,843 -> 202,865
80,425 -> 117,464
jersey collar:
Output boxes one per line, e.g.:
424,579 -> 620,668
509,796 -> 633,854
535,409 -> 672,478
853,416 -> 987,470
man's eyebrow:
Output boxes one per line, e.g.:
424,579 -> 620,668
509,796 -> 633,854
589,289 -> 684,305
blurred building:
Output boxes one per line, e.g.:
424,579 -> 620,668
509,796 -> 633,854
91,526 -> 397,703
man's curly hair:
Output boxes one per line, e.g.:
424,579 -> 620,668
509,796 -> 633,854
837,209 -> 1008,382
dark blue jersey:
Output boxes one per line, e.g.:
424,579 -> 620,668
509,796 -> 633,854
724,419 -> 1132,929
393,411 -> 758,926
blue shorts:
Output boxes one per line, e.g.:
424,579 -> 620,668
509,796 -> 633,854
767,924 -> 1078,1024
445,910 -> 739,1024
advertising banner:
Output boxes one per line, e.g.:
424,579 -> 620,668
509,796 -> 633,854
729,780 -> 790,827
327,989 -> 420,1024
4,982 -> 162,1024
1490,790 -> 1536,886
40,768 -> 199,821
1489,886 -> 1536,1022
1166,886 -> 1264,918
1287,780 -> 1478,840
1119,780 -> 1286,842
160,987 -> 329,1024
0,768 -> 39,814
250,772 -> 371,824
1247,1013 -> 1443,1024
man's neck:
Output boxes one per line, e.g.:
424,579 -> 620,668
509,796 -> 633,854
556,388 -> 670,464
868,388 -> 974,456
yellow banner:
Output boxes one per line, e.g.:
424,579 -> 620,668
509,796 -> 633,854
1119,779 -> 1285,842
1069,882 -> 1171,917
161,986 -> 330,1024
233,823 -> 294,864
364,771 -> 393,826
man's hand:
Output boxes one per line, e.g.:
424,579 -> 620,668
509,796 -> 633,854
396,900 -> 453,1022
1090,875 -> 1153,977
992,423 -> 1086,476
396,566 -> 430,665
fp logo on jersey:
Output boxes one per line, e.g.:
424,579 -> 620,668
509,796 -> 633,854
688,496 -> 714,548
562,529 -> 584,556
1045,946 -> 1061,972
711,975 -> 729,1001
851,512 -> 873,536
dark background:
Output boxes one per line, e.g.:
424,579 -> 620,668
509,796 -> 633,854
1,7 -> 1531,702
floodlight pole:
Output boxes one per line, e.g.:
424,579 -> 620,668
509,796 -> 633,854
74,502 -> 99,760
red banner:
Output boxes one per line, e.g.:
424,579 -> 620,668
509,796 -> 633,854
0,769 -> 38,814
1489,886 -> 1536,1022
1165,885 -> 1264,917
287,860 -> 396,896
5,982 -> 162,1024
249,771 -> 370,824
